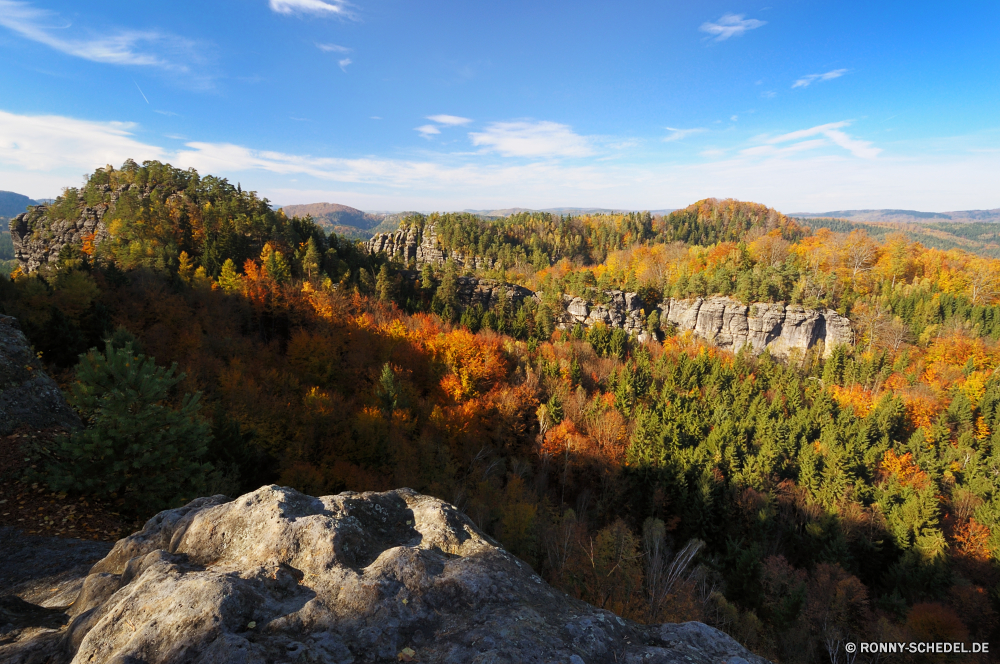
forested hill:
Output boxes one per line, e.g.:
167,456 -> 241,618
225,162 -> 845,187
0,190 -> 39,218
6,160 -> 1000,662
278,202 -> 399,240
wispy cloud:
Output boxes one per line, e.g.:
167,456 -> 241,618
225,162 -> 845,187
338,58 -> 352,72
427,114 -> 472,126
415,125 -> 440,138
0,0 -> 206,78
1,109 -> 997,211
700,14 -> 766,41
469,121 -> 592,158
664,127 -> 705,142
316,43 -> 351,53
0,109 -> 165,171
753,121 -> 881,159
792,68 -> 848,88
269,0 -> 353,18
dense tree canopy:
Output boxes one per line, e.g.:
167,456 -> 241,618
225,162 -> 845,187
4,161 -> 999,662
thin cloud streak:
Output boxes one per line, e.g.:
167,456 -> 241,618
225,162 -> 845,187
793,68 -> 848,88
763,121 -> 880,159
700,14 -> 766,41
0,0 -> 203,75
427,115 -> 472,126
316,43 -> 351,53
664,127 -> 705,142
469,121 -> 593,158
269,0 -> 353,18
415,125 -> 440,138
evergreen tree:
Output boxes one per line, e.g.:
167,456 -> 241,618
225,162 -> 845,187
420,262 -> 435,290
376,264 -> 393,303
302,236 -> 321,279
434,259 -> 460,321
42,342 -> 212,513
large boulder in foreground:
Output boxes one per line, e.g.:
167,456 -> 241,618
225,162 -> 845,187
0,315 -> 81,436
1,486 -> 769,664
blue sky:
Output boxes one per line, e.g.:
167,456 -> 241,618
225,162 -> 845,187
0,0 -> 998,212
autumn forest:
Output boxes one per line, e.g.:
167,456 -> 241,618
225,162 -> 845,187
5,160 -> 1000,662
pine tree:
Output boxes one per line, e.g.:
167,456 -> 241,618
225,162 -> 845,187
42,341 -> 212,513
302,237 -> 321,280
376,264 -> 393,303
434,259 -> 459,321
420,262 -> 435,290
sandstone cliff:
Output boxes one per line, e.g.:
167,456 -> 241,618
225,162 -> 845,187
0,315 -> 80,435
0,486 -> 769,664
7,185 -> 127,273
557,295 -> 853,358
367,225 -> 853,358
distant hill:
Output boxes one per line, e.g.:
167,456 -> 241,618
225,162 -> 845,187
279,202 -> 387,239
794,208 -> 1000,224
795,216 -> 1000,259
0,190 -> 40,219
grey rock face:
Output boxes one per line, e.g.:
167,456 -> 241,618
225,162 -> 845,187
9,199 -> 110,274
367,224 -> 496,271
0,315 -> 81,435
1,486 -> 770,664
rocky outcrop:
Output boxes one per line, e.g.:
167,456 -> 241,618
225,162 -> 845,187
456,276 -> 535,310
366,224 -> 496,271
0,315 -> 81,435
0,486 -> 770,664
662,297 -> 851,358
556,295 -> 851,358
9,196 -> 113,274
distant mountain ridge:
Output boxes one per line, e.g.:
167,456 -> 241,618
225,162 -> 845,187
278,202 -> 410,241
793,208 -> 1000,224
0,191 -> 41,219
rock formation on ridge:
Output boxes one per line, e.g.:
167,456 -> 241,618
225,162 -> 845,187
1,485 -> 770,664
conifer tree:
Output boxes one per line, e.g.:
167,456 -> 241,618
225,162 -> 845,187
376,264 -> 393,303
42,341 -> 212,513
302,237 -> 321,280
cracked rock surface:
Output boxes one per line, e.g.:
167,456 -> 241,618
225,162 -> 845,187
1,485 -> 769,663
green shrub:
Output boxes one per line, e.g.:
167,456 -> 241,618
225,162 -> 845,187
42,341 -> 212,513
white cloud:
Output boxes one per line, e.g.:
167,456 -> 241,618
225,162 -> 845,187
761,121 -> 881,159
0,1 -> 203,76
269,0 -> 352,17
700,14 -> 766,41
338,58 -> 352,72
0,109 -> 165,172
469,121 -> 593,158
316,43 -> 351,53
1,109 -> 996,212
792,68 -> 848,88
427,114 -> 472,126
415,125 -> 440,138
664,127 -> 705,142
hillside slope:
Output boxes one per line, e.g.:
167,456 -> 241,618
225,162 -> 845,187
0,190 -> 39,219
